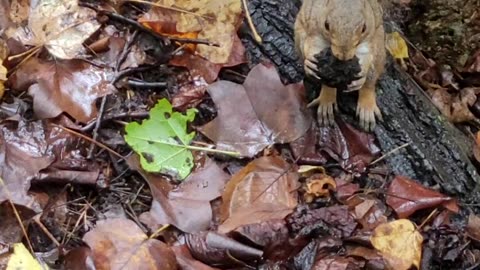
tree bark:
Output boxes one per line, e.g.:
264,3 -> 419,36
240,0 -> 480,208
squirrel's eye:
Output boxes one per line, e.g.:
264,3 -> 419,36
325,21 -> 330,31
361,23 -> 367,33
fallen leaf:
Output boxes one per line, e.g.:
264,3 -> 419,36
9,57 -> 114,123
9,0 -> 100,59
0,119 -> 100,211
287,205 -> 357,238
346,195 -> 388,231
371,219 -> 423,270
0,202 -> 35,245
138,158 -> 229,233
63,246 -> 94,270
0,39 -> 7,100
186,231 -> 262,267
171,76 -> 208,111
200,63 -> 312,157
5,243 -> 45,270
83,218 -> 177,270
172,245 -> 221,270
386,175 -> 459,218
386,32 -> 409,68
125,98 -> 197,180
466,214 -> 480,242
430,87 -> 479,123
312,256 -> 364,270
219,156 -> 299,233
139,0 -> 245,82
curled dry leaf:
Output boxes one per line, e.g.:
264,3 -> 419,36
371,219 -> 423,270
219,156 -> 300,233
200,63 -> 312,157
139,0 -> 246,82
83,218 -> 178,270
304,173 -> 336,203
9,57 -> 113,123
386,175 -> 459,218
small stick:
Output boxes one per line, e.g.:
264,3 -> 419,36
33,215 -> 61,247
87,95 -> 108,159
370,142 -> 411,165
241,0 -> 262,44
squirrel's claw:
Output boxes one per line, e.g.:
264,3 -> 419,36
304,59 -> 321,80
356,100 -> 382,132
318,101 -> 337,126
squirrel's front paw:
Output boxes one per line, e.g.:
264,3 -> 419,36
304,58 -> 321,80
356,95 -> 382,132
308,85 -> 338,127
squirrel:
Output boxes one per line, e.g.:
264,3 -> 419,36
294,0 -> 386,131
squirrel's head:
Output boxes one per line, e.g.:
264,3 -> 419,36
321,0 -> 377,60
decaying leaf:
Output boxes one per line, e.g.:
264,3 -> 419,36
139,0 -> 246,82
371,219 -> 423,270
386,175 -> 459,218
9,57 -> 114,123
219,156 -> 300,233
200,63 -> 312,157
8,0 -> 100,59
0,39 -> 7,100
466,214 -> 480,242
83,218 -> 177,270
125,98 -> 197,180
138,158 -> 229,233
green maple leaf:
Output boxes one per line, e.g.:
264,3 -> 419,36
125,98 -> 197,180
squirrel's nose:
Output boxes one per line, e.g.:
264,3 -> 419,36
331,45 -> 356,61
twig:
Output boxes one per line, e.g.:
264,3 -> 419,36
0,177 -> 35,255
33,215 -> 61,247
126,0 -> 214,19
81,111 -> 150,132
241,0 -> 262,44
53,124 -> 125,160
149,224 -> 170,239
128,80 -> 168,89
370,142 -> 411,165
87,95 -> 108,159
79,2 -> 218,46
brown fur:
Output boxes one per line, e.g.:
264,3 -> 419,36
294,0 -> 386,131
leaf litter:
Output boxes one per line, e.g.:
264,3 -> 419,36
0,0 -> 479,269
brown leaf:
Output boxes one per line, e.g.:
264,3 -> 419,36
312,256 -> 364,270
466,214 -> 480,242
137,157 -> 229,233
386,175 -> 459,218
200,63 -> 312,157
9,57 -> 113,123
83,218 -> 178,270
171,245 -> 220,270
7,0 -> 100,59
346,195 -> 388,231
186,231 -> 262,267
0,201 -> 36,245
371,219 -> 423,270
219,156 -> 299,233
139,0 -> 245,82
63,246 -> 94,270
0,118 -> 100,211
171,76 -> 208,111
430,87 -> 479,123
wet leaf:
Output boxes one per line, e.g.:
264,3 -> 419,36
386,175 -> 459,218
371,219 -> 423,270
466,214 -> 480,242
9,0 -> 100,59
139,0 -> 245,82
200,63 -> 312,157
186,231 -> 262,267
430,87 -> 479,123
219,156 -> 299,233
172,245 -> 220,270
125,98 -> 197,180
83,218 -> 177,270
138,158 -> 229,233
9,57 -> 114,123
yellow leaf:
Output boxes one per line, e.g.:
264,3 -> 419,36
386,32 -> 409,60
7,243 -> 46,270
371,219 -> 423,270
